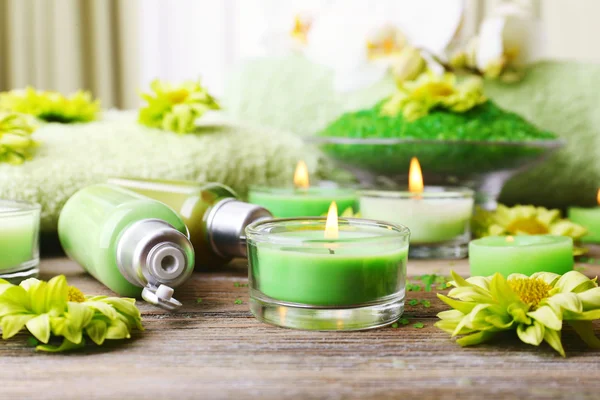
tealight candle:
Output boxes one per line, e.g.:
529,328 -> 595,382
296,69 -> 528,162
0,200 -> 41,282
568,189 -> 600,243
360,158 -> 474,259
248,161 -> 358,217
246,202 -> 409,331
469,235 -> 573,276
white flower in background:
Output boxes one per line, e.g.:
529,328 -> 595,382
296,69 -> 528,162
264,0 -> 464,92
474,1 -> 544,79
260,1 -> 328,54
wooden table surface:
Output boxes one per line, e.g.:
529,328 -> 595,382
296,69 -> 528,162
2,248 -> 600,400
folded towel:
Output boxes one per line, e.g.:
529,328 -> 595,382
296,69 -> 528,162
224,57 -> 600,208
0,111 -> 317,232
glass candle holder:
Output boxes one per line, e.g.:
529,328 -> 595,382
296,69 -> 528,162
246,218 -> 409,331
359,187 -> 474,259
0,200 -> 40,282
248,185 -> 358,218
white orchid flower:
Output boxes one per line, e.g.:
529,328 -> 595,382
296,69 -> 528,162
259,0 -> 331,55
475,2 -> 544,78
303,0 -> 464,92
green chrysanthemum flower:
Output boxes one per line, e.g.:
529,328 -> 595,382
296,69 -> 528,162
138,79 -> 220,134
436,270 -> 600,357
381,72 -> 487,121
0,111 -> 38,164
0,275 -> 142,352
0,87 -> 100,123
472,204 -> 588,255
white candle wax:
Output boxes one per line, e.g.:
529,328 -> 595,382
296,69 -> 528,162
359,189 -> 474,244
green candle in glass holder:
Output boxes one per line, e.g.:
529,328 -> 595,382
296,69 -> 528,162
0,200 -> 40,282
568,189 -> 600,243
246,202 -> 409,331
248,161 -> 358,217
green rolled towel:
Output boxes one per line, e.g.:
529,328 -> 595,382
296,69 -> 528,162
0,111 -> 318,232
224,57 -> 600,208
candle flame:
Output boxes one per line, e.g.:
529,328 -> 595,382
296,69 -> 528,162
506,236 -> 515,243
597,188 -> 600,205
294,160 -> 310,189
409,157 -> 424,194
324,201 -> 339,240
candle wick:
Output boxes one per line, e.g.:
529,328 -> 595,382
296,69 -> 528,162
328,248 -> 335,255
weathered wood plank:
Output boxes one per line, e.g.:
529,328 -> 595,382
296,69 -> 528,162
0,247 -> 599,399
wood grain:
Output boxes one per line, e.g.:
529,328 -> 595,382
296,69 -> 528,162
1,248 -> 600,399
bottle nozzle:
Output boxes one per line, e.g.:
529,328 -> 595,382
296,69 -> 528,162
142,284 -> 182,311
117,219 -> 195,310
206,199 -> 272,259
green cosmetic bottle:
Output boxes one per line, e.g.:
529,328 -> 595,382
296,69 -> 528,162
58,184 -> 195,310
107,177 -> 272,268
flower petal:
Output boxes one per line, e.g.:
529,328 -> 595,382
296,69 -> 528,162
437,309 -> 465,321
455,331 -> 497,347
36,338 -> 86,353
475,17 -> 505,71
527,305 -> 562,330
84,301 -> 118,320
85,319 -> 108,346
437,294 -> 477,314
555,271 -> 594,293
576,287 -> 600,310
485,313 -> 514,330
567,321 -> 600,349
435,319 -> 475,336
447,287 -> 492,303
106,318 -> 132,340
546,293 -> 582,313
465,276 -> 491,291
563,309 -> 600,321
19,278 -> 40,291
507,302 -> 531,325
44,275 -> 68,313
530,272 -> 560,286
517,321 -> 544,346
0,286 -> 30,316
0,314 -> 34,339
25,313 -> 51,344
543,328 -> 566,357
490,273 -> 520,306
100,298 -> 143,330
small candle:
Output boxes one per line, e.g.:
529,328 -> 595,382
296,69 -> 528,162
469,235 -> 574,277
246,202 -> 409,330
568,189 -> 600,243
248,161 -> 358,217
359,158 -> 473,258
0,200 -> 41,281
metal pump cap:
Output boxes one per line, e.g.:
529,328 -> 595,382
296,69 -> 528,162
206,198 -> 272,259
116,219 -> 195,311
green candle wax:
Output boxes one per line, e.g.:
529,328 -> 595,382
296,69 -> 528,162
469,235 -> 573,277
248,187 -> 357,217
249,231 -> 407,306
568,207 -> 600,243
0,201 -> 40,274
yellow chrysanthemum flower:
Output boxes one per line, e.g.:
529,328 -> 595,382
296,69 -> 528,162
0,87 -> 100,123
381,72 -> 487,121
472,205 -> 588,255
436,270 -> 600,357
0,111 -> 38,165
138,79 -> 220,134
0,275 -> 142,352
